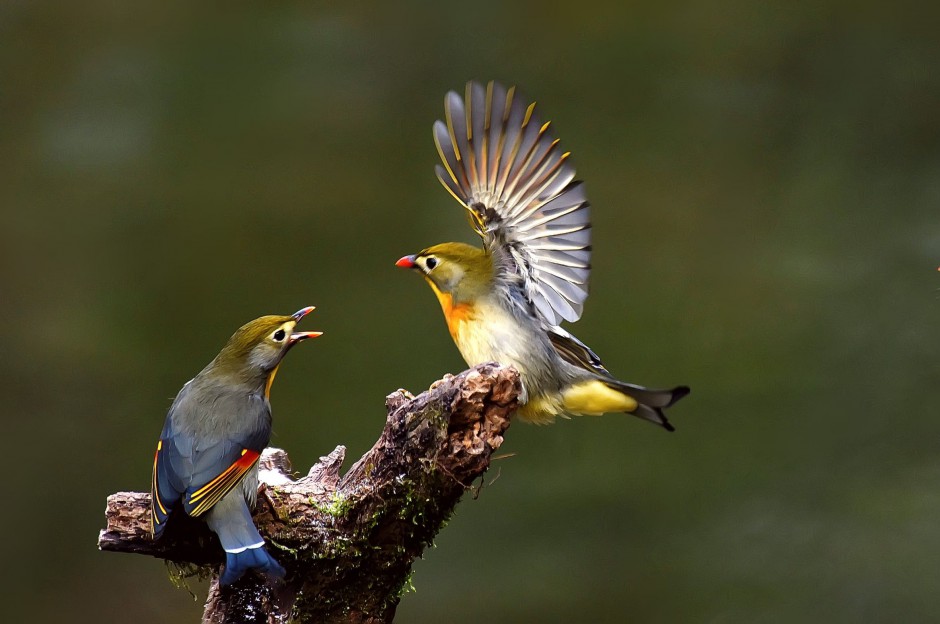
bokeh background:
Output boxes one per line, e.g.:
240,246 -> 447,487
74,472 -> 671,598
3,2 -> 938,622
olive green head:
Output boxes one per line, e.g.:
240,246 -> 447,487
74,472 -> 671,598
395,242 -> 493,300
211,306 -> 321,378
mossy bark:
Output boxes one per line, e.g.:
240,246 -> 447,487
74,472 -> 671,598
99,363 -> 519,623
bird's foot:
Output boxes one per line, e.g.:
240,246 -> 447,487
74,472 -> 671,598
429,373 -> 454,391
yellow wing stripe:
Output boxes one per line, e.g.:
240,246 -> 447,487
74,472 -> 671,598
189,448 -> 249,500
504,125 -> 556,206
464,82 -> 481,191
187,449 -> 260,517
444,97 -> 462,163
151,442 -> 169,536
522,101 -> 536,127
492,86 -> 516,200
480,84 -> 490,192
434,130 -> 463,194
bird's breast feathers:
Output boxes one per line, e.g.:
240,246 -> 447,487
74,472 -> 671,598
441,297 -> 534,373
430,285 -> 476,344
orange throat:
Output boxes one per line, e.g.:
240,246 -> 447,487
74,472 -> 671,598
427,280 -> 474,342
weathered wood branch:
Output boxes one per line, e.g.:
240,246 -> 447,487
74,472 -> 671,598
99,363 -> 519,623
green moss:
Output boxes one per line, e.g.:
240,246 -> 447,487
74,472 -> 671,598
312,492 -> 352,517
397,570 -> 417,597
281,465 -> 458,620
165,560 -> 213,599
390,473 -> 451,546
265,489 -> 291,522
268,539 -> 299,558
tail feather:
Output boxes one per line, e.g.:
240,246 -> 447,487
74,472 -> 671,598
206,491 -> 286,586
220,545 -> 286,586
606,380 -> 689,408
633,403 -> 676,432
603,379 -> 690,431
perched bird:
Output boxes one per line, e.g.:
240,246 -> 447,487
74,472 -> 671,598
150,306 -> 321,585
396,81 -> 688,428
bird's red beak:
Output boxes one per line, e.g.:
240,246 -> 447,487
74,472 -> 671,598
289,306 -> 321,343
292,306 -> 315,321
396,255 -> 417,268
289,331 -> 322,343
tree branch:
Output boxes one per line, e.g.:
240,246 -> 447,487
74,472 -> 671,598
99,363 -> 519,623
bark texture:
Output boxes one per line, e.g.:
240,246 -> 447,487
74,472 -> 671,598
99,364 -> 519,623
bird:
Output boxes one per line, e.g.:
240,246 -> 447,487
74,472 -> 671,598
150,306 -> 321,586
396,81 -> 689,429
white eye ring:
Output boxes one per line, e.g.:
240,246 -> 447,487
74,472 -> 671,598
424,256 -> 438,270
272,328 -> 286,342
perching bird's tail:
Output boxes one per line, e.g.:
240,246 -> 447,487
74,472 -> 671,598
205,493 -> 285,586
219,544 -> 285,587
604,379 -> 690,432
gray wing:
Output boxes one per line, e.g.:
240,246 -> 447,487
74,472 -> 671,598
433,80 -> 591,325
155,383 -> 270,524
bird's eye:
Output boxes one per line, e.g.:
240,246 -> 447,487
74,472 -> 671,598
425,257 -> 438,270
273,329 -> 286,342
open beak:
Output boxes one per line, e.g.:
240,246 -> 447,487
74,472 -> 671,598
395,255 -> 417,268
292,306 -> 315,321
289,330 -> 322,344
288,306 -> 322,344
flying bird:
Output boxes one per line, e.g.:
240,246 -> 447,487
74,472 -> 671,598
397,81 -> 688,428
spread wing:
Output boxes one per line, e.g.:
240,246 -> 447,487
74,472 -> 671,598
150,383 -> 269,537
433,80 -> 592,325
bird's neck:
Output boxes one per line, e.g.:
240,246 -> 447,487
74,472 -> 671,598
200,356 -> 271,396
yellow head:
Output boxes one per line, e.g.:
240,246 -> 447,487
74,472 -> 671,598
209,306 -> 322,386
395,242 -> 493,303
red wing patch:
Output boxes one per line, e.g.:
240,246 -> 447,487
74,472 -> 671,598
186,449 -> 261,517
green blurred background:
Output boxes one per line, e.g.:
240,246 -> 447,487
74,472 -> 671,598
3,2 -> 938,622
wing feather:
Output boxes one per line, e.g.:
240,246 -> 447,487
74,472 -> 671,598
547,325 -> 611,376
444,91 -> 472,187
184,449 -> 260,517
485,81 -> 507,193
433,122 -> 464,197
535,261 -> 589,284
537,271 -> 587,307
433,81 -> 592,324
468,81 -> 487,190
495,87 -> 527,201
152,385 -> 270,533
151,440 -> 180,537
435,163 -> 466,206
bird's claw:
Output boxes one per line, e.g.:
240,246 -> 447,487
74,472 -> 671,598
429,373 -> 454,391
